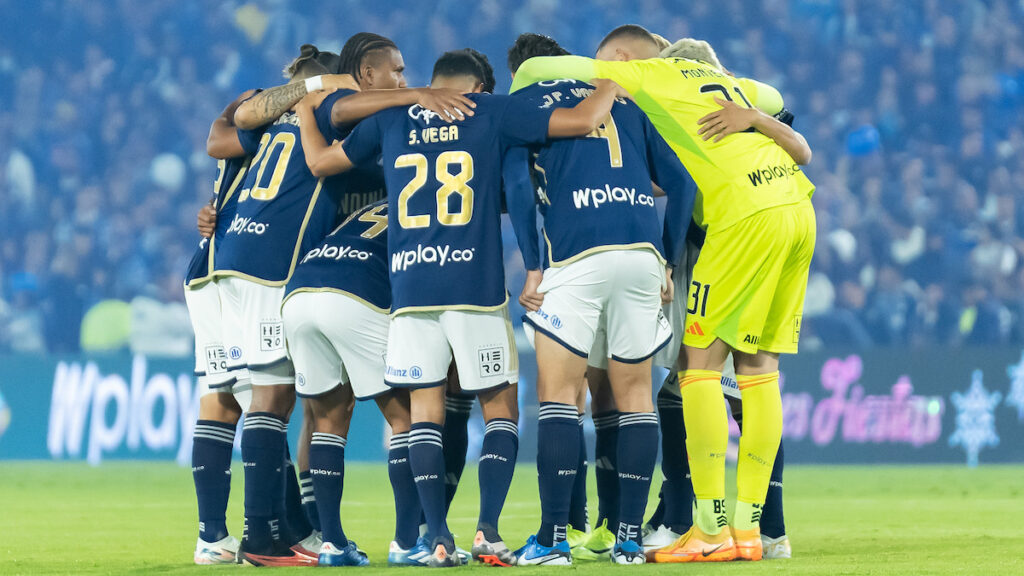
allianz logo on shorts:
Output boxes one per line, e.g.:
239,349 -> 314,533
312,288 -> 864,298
386,365 -> 423,380
301,244 -> 372,265
534,307 -> 563,329
227,214 -> 270,235
296,373 -> 306,387
391,244 -> 475,272
572,184 -> 654,209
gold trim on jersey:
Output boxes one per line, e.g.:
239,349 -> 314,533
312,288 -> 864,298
281,287 -> 390,315
187,157 -> 252,288
543,229 -> 666,268
390,292 -> 511,317
210,176 -> 323,286
502,305 -> 519,374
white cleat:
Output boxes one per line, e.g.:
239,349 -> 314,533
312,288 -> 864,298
194,535 -> 240,565
642,525 -> 683,552
761,534 -> 792,559
291,529 -> 323,560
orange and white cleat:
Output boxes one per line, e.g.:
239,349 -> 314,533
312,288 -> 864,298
732,527 -> 763,561
649,525 -> 736,563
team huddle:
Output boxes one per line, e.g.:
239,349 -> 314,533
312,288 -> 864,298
185,24 -> 815,568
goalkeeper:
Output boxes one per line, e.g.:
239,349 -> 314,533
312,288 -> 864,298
512,25 -> 816,563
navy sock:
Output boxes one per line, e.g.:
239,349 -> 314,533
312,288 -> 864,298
388,432 -> 421,549
616,412 -> 659,545
284,449 -> 312,541
241,412 -> 287,548
593,410 -> 620,530
477,418 -> 518,540
536,403 -> 580,547
309,432 -> 348,547
298,470 -> 321,532
409,422 -> 453,549
442,393 -> 473,511
569,416 -> 589,530
657,387 -> 692,532
647,484 -> 666,529
760,441 -> 786,538
192,419 -> 235,543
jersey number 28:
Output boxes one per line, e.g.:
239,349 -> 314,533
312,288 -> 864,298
394,151 -> 474,229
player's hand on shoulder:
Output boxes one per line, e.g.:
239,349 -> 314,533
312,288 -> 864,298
519,269 -> 544,312
197,203 -> 217,238
697,96 -> 759,142
296,88 -> 337,111
415,87 -> 476,122
321,74 -> 360,92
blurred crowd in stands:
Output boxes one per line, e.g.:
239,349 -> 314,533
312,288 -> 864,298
1,0 -> 1023,354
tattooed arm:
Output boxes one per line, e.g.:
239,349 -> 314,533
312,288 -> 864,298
233,74 -> 360,130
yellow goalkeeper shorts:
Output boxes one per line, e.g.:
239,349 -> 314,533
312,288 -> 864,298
682,199 -> 815,355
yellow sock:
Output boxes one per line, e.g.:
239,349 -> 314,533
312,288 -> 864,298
678,369 -> 728,535
734,372 -> 783,531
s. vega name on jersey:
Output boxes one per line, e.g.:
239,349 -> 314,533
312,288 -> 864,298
342,92 -> 553,313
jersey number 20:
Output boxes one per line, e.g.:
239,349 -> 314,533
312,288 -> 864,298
394,151 -> 474,229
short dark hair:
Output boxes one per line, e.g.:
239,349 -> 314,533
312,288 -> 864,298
432,48 -> 496,92
598,24 -> 658,51
507,33 -> 570,74
284,44 -> 331,79
338,32 -> 399,80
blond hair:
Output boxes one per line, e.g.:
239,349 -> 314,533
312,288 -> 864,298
651,33 -> 671,52
660,38 -> 723,71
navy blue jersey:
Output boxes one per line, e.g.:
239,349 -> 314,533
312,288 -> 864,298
508,80 -> 696,270
184,154 -> 252,287
342,93 -> 552,314
283,200 -> 390,312
214,89 -> 386,285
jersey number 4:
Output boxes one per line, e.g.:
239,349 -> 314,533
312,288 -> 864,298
394,151 -> 474,229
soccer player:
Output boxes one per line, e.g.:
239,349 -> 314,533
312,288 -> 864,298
186,90 -> 256,565
511,25 -> 816,562
292,48 -> 624,566
505,33 -> 696,565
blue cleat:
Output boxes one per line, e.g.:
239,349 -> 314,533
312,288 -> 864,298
514,535 -> 572,566
611,539 -> 645,565
318,541 -> 370,567
388,537 -> 432,566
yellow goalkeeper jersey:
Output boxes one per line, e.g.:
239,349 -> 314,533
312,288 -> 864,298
511,56 -> 815,232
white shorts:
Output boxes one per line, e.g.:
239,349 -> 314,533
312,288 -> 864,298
185,280 -> 249,389
198,373 -> 253,412
216,276 -> 290,378
282,291 -> 391,400
526,250 -> 671,364
652,242 -> 701,369
385,307 -> 518,392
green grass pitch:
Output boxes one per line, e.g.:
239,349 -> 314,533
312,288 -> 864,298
1,463 -> 1022,575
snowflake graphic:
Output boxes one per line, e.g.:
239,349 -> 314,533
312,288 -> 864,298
949,370 -> 1002,467
1006,352 -> 1024,421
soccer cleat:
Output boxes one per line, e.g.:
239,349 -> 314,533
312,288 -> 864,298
193,535 -> 240,565
611,540 -> 646,565
238,538 -> 317,567
472,530 -> 516,567
650,525 -> 736,563
426,541 -> 464,567
642,525 -> 684,552
513,535 -> 572,566
291,529 -> 322,561
575,520 -> 615,560
761,534 -> 792,559
733,527 -> 762,561
319,541 -> 370,566
565,526 -> 589,557
388,538 -> 432,566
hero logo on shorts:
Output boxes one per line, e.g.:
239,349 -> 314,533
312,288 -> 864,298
391,244 -> 475,272
478,347 -> 504,378
572,185 -> 655,209
204,345 -> 228,375
259,321 -> 284,352
227,214 -> 270,235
